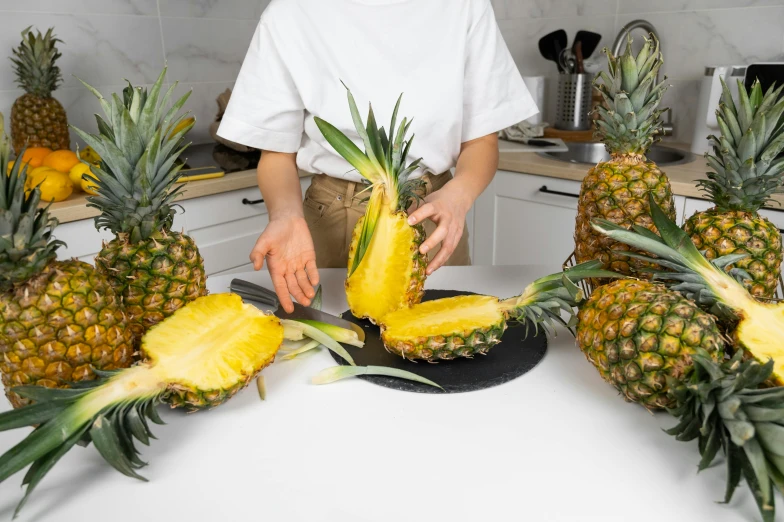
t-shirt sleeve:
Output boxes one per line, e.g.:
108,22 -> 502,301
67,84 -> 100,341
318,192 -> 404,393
461,0 -> 538,142
217,17 -> 305,152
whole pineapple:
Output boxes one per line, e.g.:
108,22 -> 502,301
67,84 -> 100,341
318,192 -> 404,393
10,27 -> 70,154
574,35 -> 676,280
683,79 -> 784,299
71,69 -> 207,341
0,113 -> 133,408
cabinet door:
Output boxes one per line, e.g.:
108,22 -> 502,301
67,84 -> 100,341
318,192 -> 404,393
474,171 -> 581,266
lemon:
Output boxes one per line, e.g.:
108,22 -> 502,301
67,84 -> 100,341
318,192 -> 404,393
27,168 -> 73,202
79,145 -> 102,165
69,162 -> 92,190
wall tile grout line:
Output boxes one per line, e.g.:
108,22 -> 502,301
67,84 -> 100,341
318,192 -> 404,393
156,0 -> 168,68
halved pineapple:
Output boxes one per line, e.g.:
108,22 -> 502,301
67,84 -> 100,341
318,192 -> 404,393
316,88 -> 427,323
0,293 -> 358,514
379,262 -> 615,361
346,211 -> 425,322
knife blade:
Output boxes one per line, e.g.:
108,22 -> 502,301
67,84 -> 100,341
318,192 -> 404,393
229,278 -> 365,342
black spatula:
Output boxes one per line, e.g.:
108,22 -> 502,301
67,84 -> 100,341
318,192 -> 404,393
538,29 -> 568,73
573,30 -> 602,60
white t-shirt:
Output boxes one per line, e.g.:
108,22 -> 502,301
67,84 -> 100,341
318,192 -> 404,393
218,0 -> 538,182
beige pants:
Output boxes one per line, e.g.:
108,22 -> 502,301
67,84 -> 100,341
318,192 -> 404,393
303,172 -> 472,269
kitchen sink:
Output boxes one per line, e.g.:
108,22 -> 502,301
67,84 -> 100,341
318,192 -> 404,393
538,142 -> 695,167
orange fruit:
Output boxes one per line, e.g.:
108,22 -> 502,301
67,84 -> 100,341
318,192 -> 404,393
81,171 -> 99,196
20,147 -> 53,168
42,149 -> 80,173
29,169 -> 73,202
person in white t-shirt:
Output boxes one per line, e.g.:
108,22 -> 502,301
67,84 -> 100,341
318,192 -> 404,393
218,0 -> 538,313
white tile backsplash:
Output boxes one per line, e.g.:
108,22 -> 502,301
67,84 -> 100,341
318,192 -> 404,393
0,0 -> 782,146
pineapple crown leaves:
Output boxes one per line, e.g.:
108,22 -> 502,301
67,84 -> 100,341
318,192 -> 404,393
666,349 -> 784,522
70,68 -> 195,242
10,26 -> 63,98
314,84 -> 423,276
593,34 -> 669,156
699,79 -> 784,212
501,260 -> 619,337
0,113 -> 62,290
591,193 -> 752,320
0,373 -> 166,517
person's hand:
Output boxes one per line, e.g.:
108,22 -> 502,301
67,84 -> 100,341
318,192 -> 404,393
249,215 -> 319,313
407,182 -> 472,275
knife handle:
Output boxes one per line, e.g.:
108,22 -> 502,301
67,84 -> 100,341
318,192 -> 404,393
230,279 -> 279,307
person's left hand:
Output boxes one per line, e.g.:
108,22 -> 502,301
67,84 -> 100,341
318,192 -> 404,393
407,181 -> 472,275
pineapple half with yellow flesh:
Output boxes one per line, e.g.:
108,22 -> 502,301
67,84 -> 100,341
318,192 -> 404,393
380,261 -> 616,361
315,87 -> 426,323
574,34 -> 676,280
0,293 -> 359,516
594,195 -> 784,384
684,79 -> 784,298
71,69 -> 207,341
0,114 -> 133,408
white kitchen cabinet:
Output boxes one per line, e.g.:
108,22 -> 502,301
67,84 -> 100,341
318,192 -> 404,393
55,177 -> 312,277
473,170 -> 687,267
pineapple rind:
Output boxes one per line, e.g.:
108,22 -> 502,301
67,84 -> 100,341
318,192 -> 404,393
380,295 -> 506,361
685,208 -> 782,299
575,159 -> 676,282
0,260 -> 134,408
577,279 -> 723,409
96,230 -> 207,342
10,94 -> 69,153
346,211 -> 426,323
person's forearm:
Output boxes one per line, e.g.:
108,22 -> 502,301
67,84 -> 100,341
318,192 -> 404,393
257,151 -> 303,220
448,133 -> 499,207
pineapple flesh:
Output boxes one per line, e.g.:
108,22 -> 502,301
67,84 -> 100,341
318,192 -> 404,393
683,79 -> 784,299
577,279 -> 723,409
379,262 -> 616,361
574,35 -> 676,281
10,27 -> 69,153
0,114 -> 133,408
72,69 -> 207,341
315,88 -> 427,323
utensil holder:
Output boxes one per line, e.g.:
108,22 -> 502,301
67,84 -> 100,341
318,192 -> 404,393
555,73 -> 594,131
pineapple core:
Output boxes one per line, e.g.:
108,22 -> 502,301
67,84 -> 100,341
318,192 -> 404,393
346,210 -> 422,322
735,301 -> 784,383
382,295 -> 503,339
142,294 -> 283,390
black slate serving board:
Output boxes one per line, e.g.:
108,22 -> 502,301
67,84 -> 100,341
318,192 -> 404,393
329,290 -> 548,394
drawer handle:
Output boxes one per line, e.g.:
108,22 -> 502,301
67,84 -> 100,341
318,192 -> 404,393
242,198 -> 265,205
539,185 -> 579,199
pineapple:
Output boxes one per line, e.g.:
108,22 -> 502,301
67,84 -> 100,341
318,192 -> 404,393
10,27 -> 70,154
380,261 -> 615,361
577,279 -> 723,409
315,88 -> 426,323
0,293 -> 350,515
71,69 -> 207,341
574,35 -> 676,279
683,79 -> 784,299
0,113 -> 133,408
584,199 -> 784,521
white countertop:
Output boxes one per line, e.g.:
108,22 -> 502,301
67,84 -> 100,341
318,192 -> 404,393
0,266 -> 765,521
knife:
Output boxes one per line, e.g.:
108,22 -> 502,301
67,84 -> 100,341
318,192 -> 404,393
229,278 -> 365,342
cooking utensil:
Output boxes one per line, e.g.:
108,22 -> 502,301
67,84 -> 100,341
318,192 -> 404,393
177,166 -> 225,183
229,278 -> 366,341
573,30 -> 602,60
574,41 -> 585,74
558,48 -> 576,74
538,29 -> 568,73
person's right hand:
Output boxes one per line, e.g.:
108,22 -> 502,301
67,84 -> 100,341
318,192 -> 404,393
249,215 -> 319,313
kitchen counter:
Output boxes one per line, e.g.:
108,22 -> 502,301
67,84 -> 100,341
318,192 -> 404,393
0,266 -> 763,522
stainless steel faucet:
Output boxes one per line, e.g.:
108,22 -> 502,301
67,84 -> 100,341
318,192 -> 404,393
611,20 -> 674,137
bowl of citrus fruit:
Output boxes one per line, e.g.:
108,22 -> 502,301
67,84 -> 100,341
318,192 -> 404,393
9,146 -> 101,202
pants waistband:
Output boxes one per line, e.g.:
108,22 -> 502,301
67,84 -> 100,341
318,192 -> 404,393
308,171 -> 452,206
